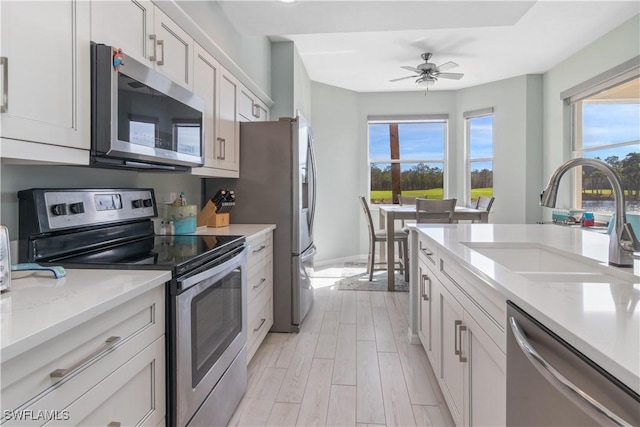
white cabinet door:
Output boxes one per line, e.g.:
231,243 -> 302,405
463,312 -> 506,427
418,266 -> 440,372
239,85 -> 269,122
0,0 -> 90,151
254,99 -> 269,122
90,0 -> 155,67
439,285 -> 465,427
216,70 -> 239,172
153,7 -> 193,90
192,44 -> 219,171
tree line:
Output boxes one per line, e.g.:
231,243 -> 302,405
370,163 -> 493,191
583,152 -> 640,200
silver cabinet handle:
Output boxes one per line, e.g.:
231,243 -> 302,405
253,278 -> 266,289
156,39 -> 165,66
50,336 -> 121,378
458,324 -> 467,363
222,138 -> 226,160
421,274 -> 430,301
1,57 -> 7,113
252,245 -> 266,254
107,423 -> 121,427
419,270 -> 425,301
215,137 -> 223,160
253,318 -> 266,332
509,317 -> 632,427
149,34 -> 157,62
454,320 -> 462,356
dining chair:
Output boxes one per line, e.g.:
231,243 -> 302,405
359,196 -> 409,282
466,198 -> 479,209
416,198 -> 457,223
477,196 -> 495,212
399,195 -> 420,205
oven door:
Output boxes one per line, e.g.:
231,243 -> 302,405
171,245 -> 248,427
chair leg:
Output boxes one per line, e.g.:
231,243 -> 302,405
402,240 -> 410,282
369,240 -> 376,282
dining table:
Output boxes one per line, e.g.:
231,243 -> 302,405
378,204 -> 489,291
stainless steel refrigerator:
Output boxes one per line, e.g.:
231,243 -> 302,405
205,116 -> 316,332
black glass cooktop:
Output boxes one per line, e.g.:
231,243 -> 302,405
46,234 -> 245,277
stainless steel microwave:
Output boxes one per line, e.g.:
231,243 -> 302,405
91,43 -> 205,171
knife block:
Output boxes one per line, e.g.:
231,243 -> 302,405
197,200 -> 230,228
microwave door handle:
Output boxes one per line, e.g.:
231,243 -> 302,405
509,317 -> 633,427
177,246 -> 248,291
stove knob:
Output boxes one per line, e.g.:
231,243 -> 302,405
132,199 -> 143,209
69,202 -> 85,214
143,198 -> 153,208
50,203 -> 67,216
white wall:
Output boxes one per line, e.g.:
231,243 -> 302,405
455,74 -> 544,224
543,15 -> 640,218
0,165 -> 202,239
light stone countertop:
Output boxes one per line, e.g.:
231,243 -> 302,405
413,223 -> 640,394
194,223 -> 276,240
0,269 -> 171,362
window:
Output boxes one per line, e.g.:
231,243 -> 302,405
368,116 -> 447,204
569,71 -> 639,214
464,108 -> 494,205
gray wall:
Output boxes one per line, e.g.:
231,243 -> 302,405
271,41 -> 312,122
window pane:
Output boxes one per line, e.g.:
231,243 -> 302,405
370,162 -> 444,203
398,122 -> 445,160
470,160 -> 493,199
580,150 -> 640,213
582,101 -> 640,149
469,115 -> 493,159
369,124 -> 391,160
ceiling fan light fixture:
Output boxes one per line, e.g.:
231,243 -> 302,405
415,76 -> 435,88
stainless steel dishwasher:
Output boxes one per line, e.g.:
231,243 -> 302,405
507,301 -> 640,426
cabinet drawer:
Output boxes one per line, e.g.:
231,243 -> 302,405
43,336 -> 165,427
417,233 -> 438,267
247,293 -> 273,362
246,233 -> 272,271
1,286 -> 165,414
247,256 -> 272,305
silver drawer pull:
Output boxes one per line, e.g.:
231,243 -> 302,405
509,317 -> 632,427
454,320 -> 462,356
252,245 -> 267,254
458,324 -> 467,363
253,278 -> 266,289
253,318 -> 266,332
1,57 -> 7,113
149,34 -> 157,61
156,39 -> 165,66
421,274 -> 430,301
107,423 -> 121,427
50,336 -> 121,378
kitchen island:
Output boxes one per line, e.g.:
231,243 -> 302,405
408,223 -> 639,425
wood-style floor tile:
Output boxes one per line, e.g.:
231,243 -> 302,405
326,385 -> 356,427
266,403 -> 300,427
314,310 -> 340,359
356,341 -> 385,424
296,358 -> 334,426
378,351 -> 417,426
332,323 -> 357,386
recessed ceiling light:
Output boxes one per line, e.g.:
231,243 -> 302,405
280,0 -> 299,3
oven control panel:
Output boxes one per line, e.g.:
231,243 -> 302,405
18,189 -> 158,232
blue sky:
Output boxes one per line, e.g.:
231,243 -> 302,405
581,102 -> 639,160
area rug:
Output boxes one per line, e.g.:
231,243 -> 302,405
335,261 -> 409,292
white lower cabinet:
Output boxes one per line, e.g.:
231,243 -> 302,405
0,286 -> 166,426
416,233 -> 506,427
246,231 -> 274,363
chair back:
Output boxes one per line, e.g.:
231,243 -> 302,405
466,198 -> 479,209
359,196 -> 376,239
477,196 -> 495,212
399,195 -> 419,206
416,198 -> 457,223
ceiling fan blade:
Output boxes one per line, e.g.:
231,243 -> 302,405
389,75 -> 417,82
437,72 -> 464,80
436,61 -> 458,72
400,66 -> 421,73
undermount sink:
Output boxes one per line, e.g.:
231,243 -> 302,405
462,242 -> 601,273
462,242 -> 639,285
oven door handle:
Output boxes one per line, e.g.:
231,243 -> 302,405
509,316 -> 633,427
177,245 -> 248,292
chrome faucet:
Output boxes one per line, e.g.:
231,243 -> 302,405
541,158 -> 640,267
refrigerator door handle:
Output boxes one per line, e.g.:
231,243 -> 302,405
308,134 -> 317,238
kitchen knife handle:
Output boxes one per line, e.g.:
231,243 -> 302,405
50,336 -> 121,378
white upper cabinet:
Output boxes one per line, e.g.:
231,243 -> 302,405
0,0 -> 91,159
217,70 -> 240,172
239,85 -> 269,122
91,1 -> 193,90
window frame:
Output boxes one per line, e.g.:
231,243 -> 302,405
562,57 -> 640,213
367,114 -> 449,203
464,107 -> 494,205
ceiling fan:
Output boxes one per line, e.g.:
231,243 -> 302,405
390,52 -> 464,88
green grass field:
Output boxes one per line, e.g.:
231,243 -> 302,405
371,188 -> 493,202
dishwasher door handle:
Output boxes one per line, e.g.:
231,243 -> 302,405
509,316 -> 633,427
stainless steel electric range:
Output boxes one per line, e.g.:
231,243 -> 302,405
18,188 -> 249,427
